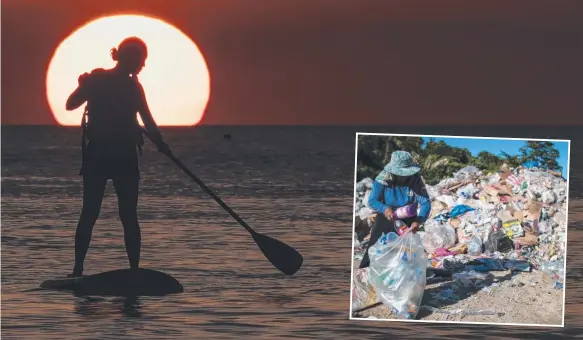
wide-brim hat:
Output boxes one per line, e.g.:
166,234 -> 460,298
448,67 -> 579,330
376,150 -> 420,181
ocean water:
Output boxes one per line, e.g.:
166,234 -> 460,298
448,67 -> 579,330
1,125 -> 582,339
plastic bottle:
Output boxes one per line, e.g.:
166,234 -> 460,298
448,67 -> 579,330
394,204 -> 417,219
395,220 -> 408,236
468,235 -> 483,256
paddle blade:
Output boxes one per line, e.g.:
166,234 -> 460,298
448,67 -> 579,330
252,232 -> 303,276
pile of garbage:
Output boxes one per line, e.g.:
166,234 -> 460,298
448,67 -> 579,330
353,163 -> 568,317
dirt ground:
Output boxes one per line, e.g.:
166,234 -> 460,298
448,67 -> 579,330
351,259 -> 564,326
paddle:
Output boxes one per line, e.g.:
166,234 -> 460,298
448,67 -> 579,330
142,130 -> 303,276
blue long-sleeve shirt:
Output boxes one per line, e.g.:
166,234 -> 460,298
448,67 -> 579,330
368,178 -> 431,223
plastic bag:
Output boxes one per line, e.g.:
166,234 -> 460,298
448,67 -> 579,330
467,235 -> 483,256
422,223 -> 456,254
485,228 -> 514,253
357,207 -> 375,221
450,205 -> 475,218
522,160 -> 542,169
356,178 -> 374,192
426,185 -> 441,199
457,184 -> 480,199
368,232 -> 426,320
540,259 -> 565,283
538,220 -> 552,235
454,166 -> 480,180
542,190 -> 557,205
436,195 -> 457,208
363,190 -> 372,208
452,270 -> 492,288
352,268 -> 375,311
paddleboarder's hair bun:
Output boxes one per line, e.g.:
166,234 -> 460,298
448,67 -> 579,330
110,47 -> 119,61
111,37 -> 148,64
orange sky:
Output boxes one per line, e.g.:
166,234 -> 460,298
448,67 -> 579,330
2,0 -> 583,125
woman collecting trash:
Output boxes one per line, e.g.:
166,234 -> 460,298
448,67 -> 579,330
358,151 -> 431,269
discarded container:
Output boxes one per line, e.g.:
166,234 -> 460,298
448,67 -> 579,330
502,220 -> 525,239
396,220 -> 408,236
394,204 -> 418,219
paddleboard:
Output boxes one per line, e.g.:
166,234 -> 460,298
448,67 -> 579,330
40,268 -> 183,296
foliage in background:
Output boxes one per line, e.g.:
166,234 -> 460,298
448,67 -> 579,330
356,136 -> 562,185
519,141 -> 562,172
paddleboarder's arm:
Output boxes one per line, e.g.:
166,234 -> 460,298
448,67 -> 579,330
66,73 -> 91,111
136,82 -> 163,143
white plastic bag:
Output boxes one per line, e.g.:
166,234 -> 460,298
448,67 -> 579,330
542,190 -> 557,205
436,195 -> 456,208
363,190 -> 372,208
454,166 -> 480,180
356,178 -> 374,193
467,235 -> 483,256
368,232 -> 427,319
357,207 -> 375,221
352,267 -> 374,311
422,223 -> 456,254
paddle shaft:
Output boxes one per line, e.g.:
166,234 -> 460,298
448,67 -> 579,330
142,131 -> 255,235
169,153 -> 255,234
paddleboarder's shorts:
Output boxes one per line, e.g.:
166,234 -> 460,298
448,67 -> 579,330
81,141 -> 140,179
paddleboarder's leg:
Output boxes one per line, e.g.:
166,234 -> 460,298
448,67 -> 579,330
73,174 -> 108,276
113,175 -> 141,270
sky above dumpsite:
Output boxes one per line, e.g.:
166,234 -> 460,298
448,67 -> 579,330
422,136 -> 570,177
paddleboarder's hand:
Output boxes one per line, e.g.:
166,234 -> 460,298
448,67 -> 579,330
158,141 -> 171,155
78,73 -> 91,86
384,208 -> 394,221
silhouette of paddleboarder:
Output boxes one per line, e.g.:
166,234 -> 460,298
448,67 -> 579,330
65,37 -> 170,277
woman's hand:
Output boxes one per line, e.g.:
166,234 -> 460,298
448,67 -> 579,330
407,221 -> 420,234
383,208 -> 394,221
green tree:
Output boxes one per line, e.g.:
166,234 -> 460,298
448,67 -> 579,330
498,151 -> 523,169
519,141 -> 562,172
356,135 -> 423,180
476,151 -> 504,173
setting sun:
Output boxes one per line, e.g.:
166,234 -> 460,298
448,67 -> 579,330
46,15 -> 210,126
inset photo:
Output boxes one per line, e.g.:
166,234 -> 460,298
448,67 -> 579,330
350,133 -> 569,326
